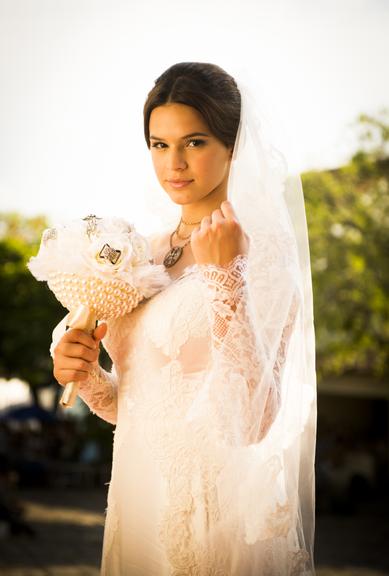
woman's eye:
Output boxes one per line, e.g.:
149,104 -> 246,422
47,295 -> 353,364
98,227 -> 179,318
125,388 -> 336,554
187,139 -> 205,148
151,142 -> 167,149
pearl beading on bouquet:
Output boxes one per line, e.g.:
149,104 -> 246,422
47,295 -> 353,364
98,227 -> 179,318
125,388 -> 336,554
47,273 -> 143,320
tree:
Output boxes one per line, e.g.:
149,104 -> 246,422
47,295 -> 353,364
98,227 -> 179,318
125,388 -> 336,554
0,214 -> 64,407
302,110 -> 389,381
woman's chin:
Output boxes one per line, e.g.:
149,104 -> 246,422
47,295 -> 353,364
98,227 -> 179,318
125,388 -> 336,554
165,191 -> 198,205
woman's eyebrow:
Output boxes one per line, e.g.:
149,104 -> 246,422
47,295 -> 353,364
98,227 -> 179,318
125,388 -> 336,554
149,132 -> 210,141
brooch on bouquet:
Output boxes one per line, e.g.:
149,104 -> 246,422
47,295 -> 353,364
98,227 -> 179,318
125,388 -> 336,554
28,215 -> 171,408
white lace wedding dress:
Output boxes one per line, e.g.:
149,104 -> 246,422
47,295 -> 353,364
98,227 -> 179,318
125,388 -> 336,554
53,240 -> 313,575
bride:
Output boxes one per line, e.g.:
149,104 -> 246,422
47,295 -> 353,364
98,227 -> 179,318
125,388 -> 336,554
52,62 -> 317,575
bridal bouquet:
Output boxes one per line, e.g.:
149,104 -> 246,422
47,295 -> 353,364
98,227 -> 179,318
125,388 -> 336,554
28,215 -> 171,407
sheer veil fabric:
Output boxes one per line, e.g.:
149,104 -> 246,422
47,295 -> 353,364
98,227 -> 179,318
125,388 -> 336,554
146,79 -> 317,574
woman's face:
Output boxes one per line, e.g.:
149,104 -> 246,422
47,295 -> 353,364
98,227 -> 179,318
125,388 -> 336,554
149,103 -> 232,206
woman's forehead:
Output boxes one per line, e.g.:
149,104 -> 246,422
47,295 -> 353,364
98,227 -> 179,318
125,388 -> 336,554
149,103 -> 210,140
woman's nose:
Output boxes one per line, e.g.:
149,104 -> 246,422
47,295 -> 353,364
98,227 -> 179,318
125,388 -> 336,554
167,149 -> 188,171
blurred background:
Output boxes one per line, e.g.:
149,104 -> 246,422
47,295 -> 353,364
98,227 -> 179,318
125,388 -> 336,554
0,0 -> 388,574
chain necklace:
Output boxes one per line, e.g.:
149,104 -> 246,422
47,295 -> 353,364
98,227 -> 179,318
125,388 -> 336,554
163,215 -> 202,268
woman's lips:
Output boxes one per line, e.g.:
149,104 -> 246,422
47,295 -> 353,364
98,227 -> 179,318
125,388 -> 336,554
167,179 -> 194,189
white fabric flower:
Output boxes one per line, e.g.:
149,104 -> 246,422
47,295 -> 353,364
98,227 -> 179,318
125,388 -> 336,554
28,216 -> 171,298
128,232 -> 151,265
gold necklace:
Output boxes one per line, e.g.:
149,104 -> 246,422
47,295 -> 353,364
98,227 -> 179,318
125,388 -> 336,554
175,216 -> 202,240
163,216 -> 202,268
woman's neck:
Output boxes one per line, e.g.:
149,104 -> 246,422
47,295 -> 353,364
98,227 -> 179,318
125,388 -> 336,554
180,188 -> 228,231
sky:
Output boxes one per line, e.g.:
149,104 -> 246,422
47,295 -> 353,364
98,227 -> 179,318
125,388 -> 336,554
0,0 -> 388,230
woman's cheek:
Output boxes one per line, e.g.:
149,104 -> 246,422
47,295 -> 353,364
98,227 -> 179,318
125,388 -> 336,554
194,155 -> 210,183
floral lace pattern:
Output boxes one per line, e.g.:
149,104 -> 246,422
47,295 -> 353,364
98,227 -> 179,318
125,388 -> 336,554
196,254 -> 249,346
77,364 -> 118,425
51,249 -> 311,574
193,253 -> 300,445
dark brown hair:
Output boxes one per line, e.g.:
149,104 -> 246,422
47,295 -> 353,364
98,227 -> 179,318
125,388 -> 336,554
143,62 -> 241,149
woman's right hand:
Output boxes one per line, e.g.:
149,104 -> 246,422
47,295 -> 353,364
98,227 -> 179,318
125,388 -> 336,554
53,323 -> 107,387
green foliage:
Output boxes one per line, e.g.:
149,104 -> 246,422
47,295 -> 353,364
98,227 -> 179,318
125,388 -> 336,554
0,213 -> 64,404
302,112 -> 389,381
351,108 -> 389,162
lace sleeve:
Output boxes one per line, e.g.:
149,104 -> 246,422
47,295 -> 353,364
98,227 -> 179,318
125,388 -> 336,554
75,364 -> 118,425
50,316 -> 118,425
194,253 -> 300,443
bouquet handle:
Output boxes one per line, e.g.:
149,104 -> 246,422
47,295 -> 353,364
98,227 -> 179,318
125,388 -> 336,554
60,304 -> 97,408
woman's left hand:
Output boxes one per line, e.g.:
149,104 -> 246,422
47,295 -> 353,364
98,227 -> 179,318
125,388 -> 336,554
190,200 -> 250,267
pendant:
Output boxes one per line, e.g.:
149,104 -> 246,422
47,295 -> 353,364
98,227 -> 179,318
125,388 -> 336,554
163,246 -> 183,268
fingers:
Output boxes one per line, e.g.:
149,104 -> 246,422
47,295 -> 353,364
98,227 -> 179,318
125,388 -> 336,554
93,323 -> 107,342
191,200 -> 238,241
210,207 -> 223,227
200,215 -> 211,231
62,328 -> 97,349
191,215 -> 209,239
55,369 -> 90,386
60,342 -> 99,363
205,200 -> 238,227
53,324 -> 108,387
60,356 -> 92,373
220,199 -> 238,222
53,352 -> 95,386
199,209 -> 223,232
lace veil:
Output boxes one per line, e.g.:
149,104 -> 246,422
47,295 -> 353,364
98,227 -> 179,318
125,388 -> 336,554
229,80 -> 316,571
146,77 -> 317,574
